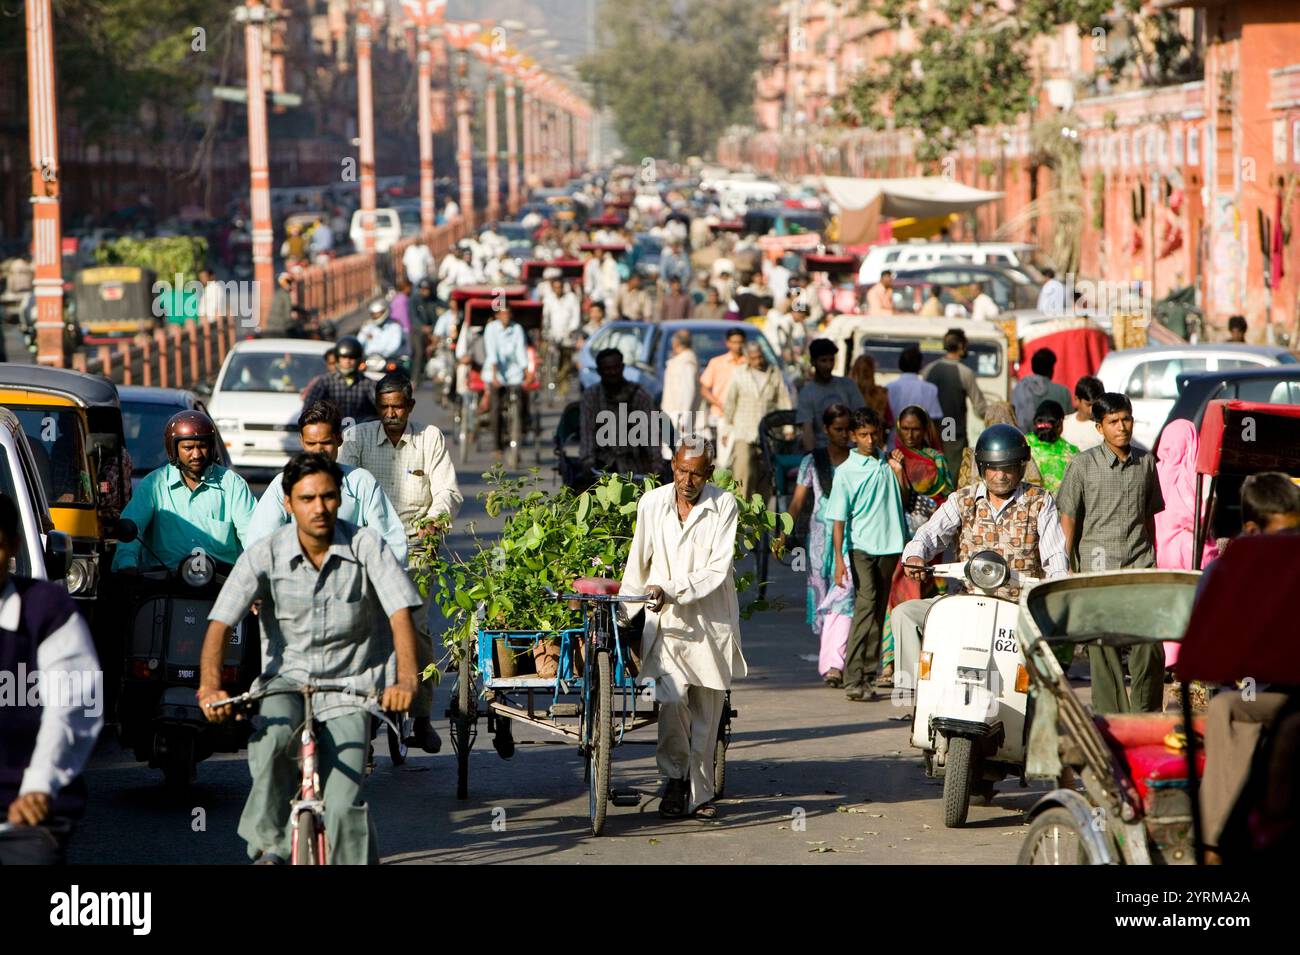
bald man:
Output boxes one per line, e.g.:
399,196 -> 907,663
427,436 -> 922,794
620,439 -> 746,820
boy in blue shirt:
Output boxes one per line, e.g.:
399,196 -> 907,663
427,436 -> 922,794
827,408 -> 910,701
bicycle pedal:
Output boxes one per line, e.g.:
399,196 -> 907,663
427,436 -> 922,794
610,790 -> 640,807
549,703 -> 580,718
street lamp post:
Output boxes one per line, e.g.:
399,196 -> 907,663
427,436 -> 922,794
445,21 -> 480,226
479,36 -> 500,223
403,2 -> 447,236
237,1 -> 275,329
355,2 -> 378,254
505,62 -> 520,213
24,0 -> 65,365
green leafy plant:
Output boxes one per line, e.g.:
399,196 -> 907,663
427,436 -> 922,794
410,468 -> 793,678
94,236 -> 208,283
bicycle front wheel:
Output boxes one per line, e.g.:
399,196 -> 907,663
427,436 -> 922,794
292,810 -> 324,865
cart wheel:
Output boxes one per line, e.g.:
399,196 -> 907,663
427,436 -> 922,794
942,736 -> 976,828
493,717 -> 515,760
588,650 -> 612,836
453,633 -> 476,800
712,736 -> 726,799
506,390 -> 522,469
1018,808 -> 1093,865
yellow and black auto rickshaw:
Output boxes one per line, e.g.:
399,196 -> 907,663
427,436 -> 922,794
0,364 -> 130,605
71,264 -> 159,344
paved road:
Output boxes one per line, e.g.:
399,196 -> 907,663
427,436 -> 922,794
74,379 -> 1045,865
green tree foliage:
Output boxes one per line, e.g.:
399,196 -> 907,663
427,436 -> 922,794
94,236 -> 208,281
579,0 -> 773,159
0,0 -> 239,140
842,0 -> 1134,163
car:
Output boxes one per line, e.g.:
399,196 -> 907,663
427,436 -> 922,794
858,241 -> 1049,286
483,221 -> 534,245
348,208 -> 402,254
117,386 -> 231,488
1156,365 -> 1300,450
0,407 -> 71,584
577,320 -> 789,404
633,233 -> 663,279
206,339 -> 333,477
1097,344 -> 1297,450
893,263 -> 1041,311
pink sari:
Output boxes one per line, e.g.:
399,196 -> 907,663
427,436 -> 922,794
1155,419 -> 1220,665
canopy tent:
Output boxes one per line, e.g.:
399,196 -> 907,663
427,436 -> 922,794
820,176 -> 1004,246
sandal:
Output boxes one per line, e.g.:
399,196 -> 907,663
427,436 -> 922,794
824,668 -> 843,688
877,665 -> 894,689
692,802 -> 719,820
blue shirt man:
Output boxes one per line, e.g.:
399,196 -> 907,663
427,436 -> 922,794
482,309 -> 529,387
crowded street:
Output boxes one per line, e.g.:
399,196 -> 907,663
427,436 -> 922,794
2,1 -> 1299,933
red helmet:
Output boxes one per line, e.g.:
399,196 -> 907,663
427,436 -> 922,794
164,410 -> 217,465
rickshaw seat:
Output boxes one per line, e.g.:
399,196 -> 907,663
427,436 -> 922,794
1094,714 -> 1207,806
573,577 -> 620,596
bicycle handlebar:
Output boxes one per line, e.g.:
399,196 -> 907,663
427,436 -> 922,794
542,585 -> 651,605
204,683 -> 403,737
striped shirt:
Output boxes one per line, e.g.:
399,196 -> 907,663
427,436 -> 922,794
338,420 -> 462,545
1055,443 -> 1164,571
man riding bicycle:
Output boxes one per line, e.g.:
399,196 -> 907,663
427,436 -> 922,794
482,304 -> 535,460
199,453 -> 421,865
302,336 -> 378,425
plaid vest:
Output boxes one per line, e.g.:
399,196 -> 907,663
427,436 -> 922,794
953,484 -> 1046,600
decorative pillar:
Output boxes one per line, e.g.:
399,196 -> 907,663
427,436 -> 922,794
505,73 -> 520,211
25,0 -> 65,365
355,3 -> 378,253
238,1 -> 274,328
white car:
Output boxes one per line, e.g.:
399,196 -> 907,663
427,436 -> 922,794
858,241 -> 1045,286
1096,344 -> 1297,450
349,208 -> 402,254
208,339 -> 334,474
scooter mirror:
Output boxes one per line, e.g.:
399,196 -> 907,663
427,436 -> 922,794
111,518 -> 139,544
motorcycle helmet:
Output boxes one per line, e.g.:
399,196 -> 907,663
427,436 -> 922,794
335,336 -> 364,360
974,424 -> 1031,471
417,277 -> 434,292
164,410 -> 217,465
367,298 -> 389,321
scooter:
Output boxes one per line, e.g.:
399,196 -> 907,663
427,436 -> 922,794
909,550 -> 1035,828
113,521 -> 258,793
363,350 -> 411,383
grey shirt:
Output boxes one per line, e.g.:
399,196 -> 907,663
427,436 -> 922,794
209,521 -> 421,720
1055,443 -> 1164,571
796,375 -> 866,448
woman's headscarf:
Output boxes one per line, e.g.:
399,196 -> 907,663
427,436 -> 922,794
1154,419 -> 1219,571
895,405 -> 953,500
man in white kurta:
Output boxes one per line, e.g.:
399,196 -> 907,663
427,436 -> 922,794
620,442 -> 746,818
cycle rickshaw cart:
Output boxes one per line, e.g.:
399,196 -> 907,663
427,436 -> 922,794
1014,399 -> 1300,865
458,294 -> 544,469
522,259 -> 585,406
449,284 -> 528,464
445,576 -> 737,835
803,252 -> 862,316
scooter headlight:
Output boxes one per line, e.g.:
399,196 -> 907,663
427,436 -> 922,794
965,550 -> 1008,592
180,552 -> 216,588
66,556 -> 96,596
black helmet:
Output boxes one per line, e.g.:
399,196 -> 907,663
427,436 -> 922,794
335,336 -> 363,359
974,424 -> 1031,469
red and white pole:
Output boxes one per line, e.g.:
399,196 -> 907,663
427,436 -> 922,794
505,74 -> 520,212
25,0 -> 65,366
485,70 -> 499,222
356,5 -> 377,253
241,2 -> 274,329
416,32 -> 435,234
455,60 -> 474,224
521,87 -> 533,190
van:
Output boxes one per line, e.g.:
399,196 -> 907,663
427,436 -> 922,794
349,208 -> 402,254
0,407 -> 72,584
858,242 -> 1047,286
821,314 -> 1012,436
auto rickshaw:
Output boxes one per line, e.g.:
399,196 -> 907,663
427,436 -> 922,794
0,365 -> 129,605
71,264 -> 159,343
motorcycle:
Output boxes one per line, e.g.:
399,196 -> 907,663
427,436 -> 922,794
113,520 -> 258,793
363,350 -> 411,383
908,550 -> 1034,828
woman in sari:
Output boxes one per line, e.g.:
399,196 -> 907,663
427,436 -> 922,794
784,404 -> 855,687
880,406 -> 955,685
1154,418 -> 1220,666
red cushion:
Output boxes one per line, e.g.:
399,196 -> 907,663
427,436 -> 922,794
1094,714 -> 1206,749
1124,745 -> 1206,803
572,577 -> 621,596
1094,714 -> 1207,805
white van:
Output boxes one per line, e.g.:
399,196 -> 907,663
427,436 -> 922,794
349,208 -> 402,255
858,242 -> 1046,286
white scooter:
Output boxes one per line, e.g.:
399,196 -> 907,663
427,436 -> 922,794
909,550 -> 1035,828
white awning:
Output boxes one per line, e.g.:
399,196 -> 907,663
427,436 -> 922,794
820,175 -> 1003,219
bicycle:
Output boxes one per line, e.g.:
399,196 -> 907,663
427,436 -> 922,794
206,682 -> 403,865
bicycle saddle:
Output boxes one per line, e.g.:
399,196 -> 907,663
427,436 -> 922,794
572,577 -> 621,595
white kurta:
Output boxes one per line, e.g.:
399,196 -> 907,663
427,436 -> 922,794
619,483 -> 747,692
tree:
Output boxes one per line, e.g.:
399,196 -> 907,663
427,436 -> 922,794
841,0 -> 1134,163
579,0 -> 772,160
